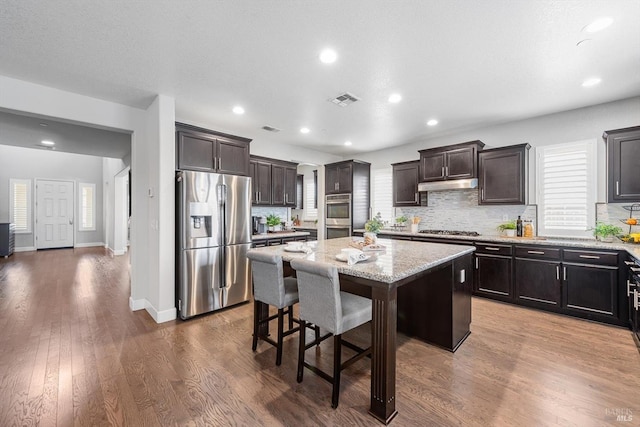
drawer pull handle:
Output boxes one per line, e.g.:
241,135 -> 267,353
631,267 -> 640,273
556,265 -> 560,281
625,261 -> 636,266
527,250 -> 545,255
484,247 -> 500,251
579,255 -> 600,259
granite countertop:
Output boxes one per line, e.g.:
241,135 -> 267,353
247,236 -> 474,284
252,231 -> 310,241
292,226 -> 317,230
354,229 -> 640,261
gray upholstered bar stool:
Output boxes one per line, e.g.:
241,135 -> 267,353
247,251 -> 300,366
290,258 -> 372,409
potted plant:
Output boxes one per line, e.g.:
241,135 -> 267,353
364,212 -> 384,244
497,220 -> 517,237
266,213 -> 282,232
593,222 -> 622,242
395,215 -> 408,227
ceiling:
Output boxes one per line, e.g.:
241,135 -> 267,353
0,1 -> 639,157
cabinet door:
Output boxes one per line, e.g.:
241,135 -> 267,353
177,131 -> 216,171
475,255 -> 512,298
515,258 -> 561,307
446,147 -> 476,179
420,151 -> 446,181
608,128 -> 640,202
563,264 -> 618,319
479,146 -> 528,205
254,161 -> 272,205
271,164 -> 285,205
475,255 -> 512,301
284,166 -> 297,206
217,138 -> 250,176
393,162 -> 419,206
325,166 -> 339,194
337,163 -> 352,193
249,161 -> 258,204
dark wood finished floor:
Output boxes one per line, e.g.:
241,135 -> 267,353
1,248 -> 638,426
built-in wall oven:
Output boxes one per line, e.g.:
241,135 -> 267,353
325,193 -> 351,239
626,257 -> 640,348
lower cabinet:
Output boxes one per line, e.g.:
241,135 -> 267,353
475,255 -> 512,300
514,258 -> 561,308
563,263 -> 618,321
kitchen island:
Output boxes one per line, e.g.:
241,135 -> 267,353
248,237 -> 474,424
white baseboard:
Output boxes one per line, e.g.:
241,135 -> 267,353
129,297 -> 176,323
109,247 -> 127,256
14,246 -> 36,253
75,242 -> 105,248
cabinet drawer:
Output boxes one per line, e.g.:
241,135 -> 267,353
563,249 -> 618,266
475,242 -> 512,256
514,246 -> 560,260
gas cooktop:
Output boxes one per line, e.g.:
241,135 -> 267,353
418,229 -> 481,237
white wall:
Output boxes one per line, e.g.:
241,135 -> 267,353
0,75 -> 175,323
102,157 -> 127,253
0,145 -> 106,249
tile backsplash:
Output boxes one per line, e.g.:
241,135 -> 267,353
395,189 -> 536,236
251,206 -> 289,223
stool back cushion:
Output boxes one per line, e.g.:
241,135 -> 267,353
290,259 -> 341,334
247,251 -> 285,307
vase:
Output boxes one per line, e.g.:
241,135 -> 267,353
598,235 -> 614,243
410,223 -> 419,233
505,229 -> 516,237
364,232 -> 377,245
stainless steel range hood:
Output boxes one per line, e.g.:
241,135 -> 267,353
418,178 -> 478,192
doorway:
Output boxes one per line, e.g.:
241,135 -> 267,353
35,179 -> 75,249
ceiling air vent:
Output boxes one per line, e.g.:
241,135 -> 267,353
330,92 -> 360,107
261,125 -> 281,132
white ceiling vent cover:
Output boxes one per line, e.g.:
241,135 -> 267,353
261,125 -> 281,132
330,92 -> 360,107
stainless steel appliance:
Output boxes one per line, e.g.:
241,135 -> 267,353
176,170 -> 252,319
625,257 -> 640,348
252,216 -> 267,235
325,193 -> 351,239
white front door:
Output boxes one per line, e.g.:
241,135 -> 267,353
36,180 -> 75,249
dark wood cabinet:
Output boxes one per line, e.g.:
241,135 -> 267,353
474,242 -> 513,302
325,162 -> 354,194
250,156 -> 298,207
392,161 -> 420,206
604,126 -> 640,202
479,143 -> 530,205
176,122 -> 250,176
562,249 -> 619,322
250,158 -> 272,205
419,140 -> 484,182
514,246 -> 561,308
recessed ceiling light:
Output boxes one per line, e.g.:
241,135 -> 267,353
300,127 -> 310,134
319,48 -> 337,64
427,119 -> 439,126
41,140 -> 55,146
582,77 -> 601,87
232,106 -> 245,115
344,141 -> 352,146
388,93 -> 402,103
582,17 -> 613,33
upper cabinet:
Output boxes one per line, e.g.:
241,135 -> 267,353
604,126 -> 640,202
176,122 -> 251,176
392,161 -> 421,206
478,144 -> 530,205
325,162 -> 354,194
419,140 -> 484,182
250,156 -> 298,207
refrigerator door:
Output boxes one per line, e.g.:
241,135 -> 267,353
179,247 -> 224,319
223,242 -> 252,307
221,174 -> 252,245
179,171 -> 223,250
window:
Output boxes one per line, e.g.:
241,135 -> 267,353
79,183 -> 96,231
304,173 -> 318,220
371,167 -> 393,223
10,178 -> 32,233
536,140 -> 596,238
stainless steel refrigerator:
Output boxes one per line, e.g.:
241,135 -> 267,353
176,170 -> 252,319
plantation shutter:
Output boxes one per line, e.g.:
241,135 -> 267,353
11,180 -> 30,232
372,168 -> 393,223
80,183 -> 96,230
304,173 -> 318,220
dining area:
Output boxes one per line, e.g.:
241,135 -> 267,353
246,237 -> 475,424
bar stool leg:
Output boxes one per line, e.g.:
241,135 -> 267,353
288,305 -> 294,329
297,320 -> 306,383
276,308 -> 284,366
252,301 -> 259,352
332,335 -> 342,409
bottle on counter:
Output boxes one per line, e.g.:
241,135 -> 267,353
523,220 -> 533,238
516,215 -> 523,237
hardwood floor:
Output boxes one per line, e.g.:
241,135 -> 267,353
1,248 -> 638,426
